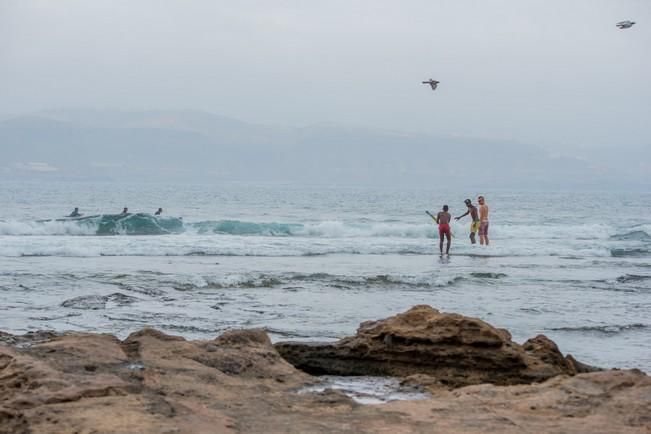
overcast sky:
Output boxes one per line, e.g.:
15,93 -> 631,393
1,0 -> 650,148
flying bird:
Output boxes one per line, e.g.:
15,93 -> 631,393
422,79 -> 440,91
616,20 -> 636,29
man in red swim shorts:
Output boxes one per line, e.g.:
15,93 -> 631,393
436,205 -> 452,255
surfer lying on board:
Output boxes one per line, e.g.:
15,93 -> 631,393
455,199 -> 479,244
436,205 -> 452,254
68,207 -> 82,218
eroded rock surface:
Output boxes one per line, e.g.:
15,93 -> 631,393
0,328 -> 405,434
0,306 -> 648,434
387,369 -> 651,434
275,305 -> 599,387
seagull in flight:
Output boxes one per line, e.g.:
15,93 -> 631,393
422,79 -> 440,91
616,20 -> 636,29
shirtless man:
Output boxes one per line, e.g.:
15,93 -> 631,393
455,199 -> 480,244
478,195 -> 489,246
436,205 -> 452,255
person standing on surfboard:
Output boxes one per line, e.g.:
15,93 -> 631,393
436,205 -> 452,255
478,196 -> 489,246
455,199 -> 480,244
155,208 -> 163,216
68,207 -> 81,217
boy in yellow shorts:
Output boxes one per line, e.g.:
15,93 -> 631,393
455,199 -> 480,244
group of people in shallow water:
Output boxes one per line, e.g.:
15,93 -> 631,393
67,207 -> 164,217
67,198 -> 489,256
432,196 -> 489,255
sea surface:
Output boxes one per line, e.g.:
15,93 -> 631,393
1,182 -> 650,372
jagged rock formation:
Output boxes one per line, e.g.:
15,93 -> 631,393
0,306 -> 648,433
275,305 -> 599,387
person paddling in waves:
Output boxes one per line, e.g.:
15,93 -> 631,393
436,205 -> 452,255
154,208 -> 163,216
121,207 -> 128,215
478,195 -> 489,246
455,199 -> 480,244
68,207 -> 81,217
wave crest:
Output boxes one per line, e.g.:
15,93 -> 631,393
610,230 -> 651,242
1,214 -> 183,236
548,323 -> 649,335
1,217 -> 435,238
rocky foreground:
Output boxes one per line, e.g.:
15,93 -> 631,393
1,305 -> 649,434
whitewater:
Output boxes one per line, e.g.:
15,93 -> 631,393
0,182 -> 650,372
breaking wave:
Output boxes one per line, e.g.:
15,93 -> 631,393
615,274 -> 651,284
610,248 -> 650,258
152,272 -> 494,291
548,323 -> 649,335
0,217 -> 436,238
1,214 -> 184,236
469,272 -> 507,279
610,230 -> 651,242
191,220 -> 301,236
2,217 -> 650,246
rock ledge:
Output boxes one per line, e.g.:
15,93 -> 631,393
0,306 -> 648,434
275,305 -> 599,388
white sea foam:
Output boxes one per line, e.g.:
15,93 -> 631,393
0,220 -> 97,236
0,216 -> 636,244
0,230 -> 617,258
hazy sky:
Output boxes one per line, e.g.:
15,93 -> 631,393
1,0 -> 650,147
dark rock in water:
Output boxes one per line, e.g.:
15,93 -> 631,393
275,305 -> 598,387
60,292 -> 139,310
61,294 -> 108,309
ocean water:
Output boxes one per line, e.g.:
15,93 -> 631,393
0,182 -> 650,372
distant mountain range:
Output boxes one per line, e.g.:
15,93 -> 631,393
1,109 -> 648,189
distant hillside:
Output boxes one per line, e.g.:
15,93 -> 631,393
0,109 -> 647,189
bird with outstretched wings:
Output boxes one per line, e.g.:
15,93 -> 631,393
616,20 -> 636,29
422,79 -> 439,91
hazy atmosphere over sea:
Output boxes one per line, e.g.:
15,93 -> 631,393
2,1 -> 650,188
1,0 -> 650,378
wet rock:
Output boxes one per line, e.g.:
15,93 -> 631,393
275,305 -> 598,387
61,294 -> 108,309
0,330 -> 59,348
60,292 -> 139,310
